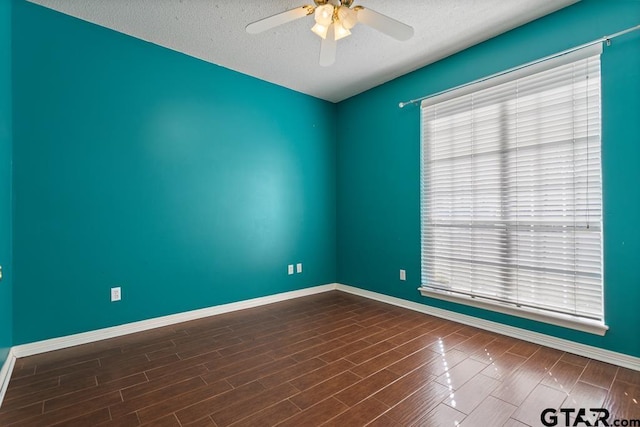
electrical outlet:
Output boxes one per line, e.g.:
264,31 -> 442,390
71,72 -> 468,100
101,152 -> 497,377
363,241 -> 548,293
400,269 -> 406,281
296,263 -> 303,273
111,287 -> 121,302
288,264 -> 294,275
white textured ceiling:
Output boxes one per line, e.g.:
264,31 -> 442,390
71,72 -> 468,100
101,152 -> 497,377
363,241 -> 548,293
27,0 -> 578,102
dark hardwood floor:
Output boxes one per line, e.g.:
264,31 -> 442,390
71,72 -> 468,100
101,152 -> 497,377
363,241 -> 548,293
0,291 -> 638,426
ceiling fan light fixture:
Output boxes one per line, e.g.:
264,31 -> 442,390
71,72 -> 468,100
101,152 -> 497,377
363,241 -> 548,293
333,21 -> 351,40
311,22 -> 329,39
247,1 -> 414,67
314,4 -> 334,26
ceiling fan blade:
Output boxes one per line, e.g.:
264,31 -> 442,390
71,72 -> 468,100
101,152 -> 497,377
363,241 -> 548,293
246,6 -> 313,34
319,24 -> 336,67
356,7 -> 414,41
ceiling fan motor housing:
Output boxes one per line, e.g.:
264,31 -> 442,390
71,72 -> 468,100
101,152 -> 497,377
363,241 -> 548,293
314,0 -> 355,7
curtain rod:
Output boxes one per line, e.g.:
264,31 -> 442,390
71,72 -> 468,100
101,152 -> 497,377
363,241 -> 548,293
398,23 -> 640,109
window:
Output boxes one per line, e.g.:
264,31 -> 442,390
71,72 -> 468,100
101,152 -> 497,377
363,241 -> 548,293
420,44 -> 606,335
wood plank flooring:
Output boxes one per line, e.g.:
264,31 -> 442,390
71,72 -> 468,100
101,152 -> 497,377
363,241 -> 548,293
1,291 -> 638,426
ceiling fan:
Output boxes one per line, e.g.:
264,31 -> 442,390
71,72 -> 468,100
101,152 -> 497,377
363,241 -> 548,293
246,0 -> 414,67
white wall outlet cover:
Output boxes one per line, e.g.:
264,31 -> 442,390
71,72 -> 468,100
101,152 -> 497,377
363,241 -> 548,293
111,287 -> 122,302
296,263 -> 302,273
288,264 -> 294,275
400,269 -> 406,281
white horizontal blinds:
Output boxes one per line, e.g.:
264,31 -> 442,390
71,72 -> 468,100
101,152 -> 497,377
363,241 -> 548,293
421,45 -> 603,321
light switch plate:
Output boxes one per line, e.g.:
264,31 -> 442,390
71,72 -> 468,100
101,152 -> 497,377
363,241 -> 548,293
296,263 -> 302,273
288,264 -> 294,275
400,269 -> 406,281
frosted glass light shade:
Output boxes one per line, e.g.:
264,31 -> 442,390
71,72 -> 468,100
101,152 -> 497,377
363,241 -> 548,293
314,4 -> 334,26
334,22 -> 351,40
311,23 -> 329,39
337,6 -> 357,29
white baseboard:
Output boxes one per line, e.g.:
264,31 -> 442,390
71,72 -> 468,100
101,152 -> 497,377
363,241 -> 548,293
12,284 -> 338,358
6,282 -> 638,377
0,349 -> 16,408
336,284 -> 640,371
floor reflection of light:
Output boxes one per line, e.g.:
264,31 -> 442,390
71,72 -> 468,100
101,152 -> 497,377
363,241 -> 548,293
440,338 -> 457,408
485,347 -> 500,377
546,369 -> 568,392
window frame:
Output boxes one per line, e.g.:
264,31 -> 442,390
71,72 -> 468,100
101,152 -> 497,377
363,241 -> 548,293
418,44 -> 608,336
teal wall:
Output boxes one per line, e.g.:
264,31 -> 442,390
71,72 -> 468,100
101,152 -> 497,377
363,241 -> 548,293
12,1 -> 336,344
337,0 -> 640,357
0,0 -> 13,366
